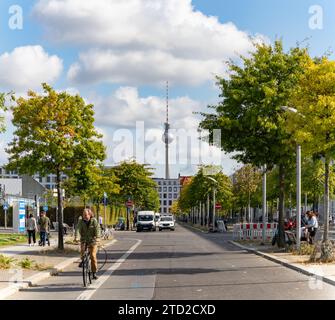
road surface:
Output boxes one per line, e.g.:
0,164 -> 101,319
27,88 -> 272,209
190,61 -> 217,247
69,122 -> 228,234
6,223 -> 335,300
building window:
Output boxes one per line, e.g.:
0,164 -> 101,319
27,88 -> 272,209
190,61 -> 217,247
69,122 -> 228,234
169,200 -> 172,206
168,187 -> 172,192
174,194 -> 178,199
174,181 -> 177,185
47,177 -> 51,183
163,194 -> 167,199
168,194 -> 172,199
163,200 -> 167,206
158,181 -> 161,185
163,181 -> 167,185
163,208 -> 167,213
173,187 -> 177,192
163,187 -> 167,192
159,187 -> 162,192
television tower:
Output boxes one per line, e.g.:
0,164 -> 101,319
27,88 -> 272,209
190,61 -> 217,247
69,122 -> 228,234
162,81 -> 173,179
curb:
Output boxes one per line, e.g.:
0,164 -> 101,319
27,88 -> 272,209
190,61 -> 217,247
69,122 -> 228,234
0,239 -> 118,300
178,222 -> 208,234
229,240 -> 335,287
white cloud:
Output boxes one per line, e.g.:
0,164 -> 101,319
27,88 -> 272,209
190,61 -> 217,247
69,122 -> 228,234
91,86 -> 202,130
33,0 -> 267,86
67,49 -> 226,86
0,46 -> 63,92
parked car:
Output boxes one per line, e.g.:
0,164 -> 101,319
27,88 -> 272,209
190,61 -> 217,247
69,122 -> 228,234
158,215 -> 175,231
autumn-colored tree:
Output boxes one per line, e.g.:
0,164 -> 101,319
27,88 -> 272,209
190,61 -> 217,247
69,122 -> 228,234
288,58 -> 335,259
6,84 -> 106,249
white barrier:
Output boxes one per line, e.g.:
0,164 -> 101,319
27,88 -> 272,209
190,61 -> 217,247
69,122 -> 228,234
233,223 -> 277,241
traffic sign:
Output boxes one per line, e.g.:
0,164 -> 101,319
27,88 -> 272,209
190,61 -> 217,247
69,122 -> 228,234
215,204 -> 222,209
126,200 -> 133,208
3,202 -> 9,210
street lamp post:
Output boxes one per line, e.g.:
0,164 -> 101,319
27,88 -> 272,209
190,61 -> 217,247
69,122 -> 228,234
296,144 -> 302,249
281,106 -> 303,250
262,165 -> 267,244
207,193 -> 210,229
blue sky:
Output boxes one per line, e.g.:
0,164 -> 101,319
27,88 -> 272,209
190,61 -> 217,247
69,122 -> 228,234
1,1 -> 335,177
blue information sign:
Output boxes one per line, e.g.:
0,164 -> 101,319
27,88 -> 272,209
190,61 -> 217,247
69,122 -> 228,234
3,202 -> 9,210
19,200 -> 26,233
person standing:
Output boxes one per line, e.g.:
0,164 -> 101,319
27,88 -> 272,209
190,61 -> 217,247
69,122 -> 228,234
38,211 -> 51,246
75,208 -> 100,280
307,211 -> 319,244
27,213 -> 37,246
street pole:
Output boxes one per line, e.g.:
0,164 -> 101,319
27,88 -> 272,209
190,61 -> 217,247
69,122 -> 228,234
207,193 -> 210,229
296,144 -> 302,250
4,208 -> 7,229
213,188 -> 216,232
262,165 -> 267,244
126,207 -> 130,231
104,202 -> 107,230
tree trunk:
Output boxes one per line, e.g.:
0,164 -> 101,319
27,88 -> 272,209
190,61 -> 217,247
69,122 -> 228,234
56,168 -> 64,250
277,164 -> 286,248
96,201 -> 100,222
323,158 -> 330,242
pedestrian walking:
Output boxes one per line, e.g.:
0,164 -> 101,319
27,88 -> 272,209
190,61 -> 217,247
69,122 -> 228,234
38,211 -> 51,246
306,211 -> 318,244
27,213 -> 37,246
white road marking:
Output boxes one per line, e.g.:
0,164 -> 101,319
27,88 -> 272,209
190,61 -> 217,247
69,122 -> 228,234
76,238 -> 142,300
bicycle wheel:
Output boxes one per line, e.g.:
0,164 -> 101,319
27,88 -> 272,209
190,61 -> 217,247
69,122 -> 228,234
87,258 -> 92,285
82,256 -> 89,287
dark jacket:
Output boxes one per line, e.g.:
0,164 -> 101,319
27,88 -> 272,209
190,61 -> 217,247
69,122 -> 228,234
75,217 -> 100,244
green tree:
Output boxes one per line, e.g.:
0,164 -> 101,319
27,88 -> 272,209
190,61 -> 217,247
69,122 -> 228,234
177,165 -> 233,226
6,84 -> 106,249
111,160 -> 160,228
200,41 -> 312,247
232,164 -> 261,222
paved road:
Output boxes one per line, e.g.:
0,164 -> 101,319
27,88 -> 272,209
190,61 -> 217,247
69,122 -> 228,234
6,223 -> 335,300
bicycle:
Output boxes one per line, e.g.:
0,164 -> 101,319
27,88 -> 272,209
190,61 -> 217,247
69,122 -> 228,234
101,227 -> 113,240
82,243 -> 92,287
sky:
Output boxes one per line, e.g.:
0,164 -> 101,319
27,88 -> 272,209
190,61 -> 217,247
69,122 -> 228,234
0,0 -> 334,178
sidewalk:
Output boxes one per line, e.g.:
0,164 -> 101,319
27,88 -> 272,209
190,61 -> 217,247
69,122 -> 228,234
229,240 -> 335,287
0,235 -> 116,300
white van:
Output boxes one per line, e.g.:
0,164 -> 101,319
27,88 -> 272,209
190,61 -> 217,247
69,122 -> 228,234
136,211 -> 156,232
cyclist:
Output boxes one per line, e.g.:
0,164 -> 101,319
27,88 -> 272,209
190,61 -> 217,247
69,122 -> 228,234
75,208 -> 100,280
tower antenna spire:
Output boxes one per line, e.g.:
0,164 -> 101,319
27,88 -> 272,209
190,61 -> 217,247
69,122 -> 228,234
166,80 -> 169,124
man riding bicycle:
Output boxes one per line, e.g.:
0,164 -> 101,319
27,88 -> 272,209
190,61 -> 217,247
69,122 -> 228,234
75,208 -> 100,280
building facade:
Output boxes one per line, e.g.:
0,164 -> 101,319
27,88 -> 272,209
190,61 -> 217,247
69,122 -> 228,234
0,167 -> 67,191
153,178 -> 181,214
